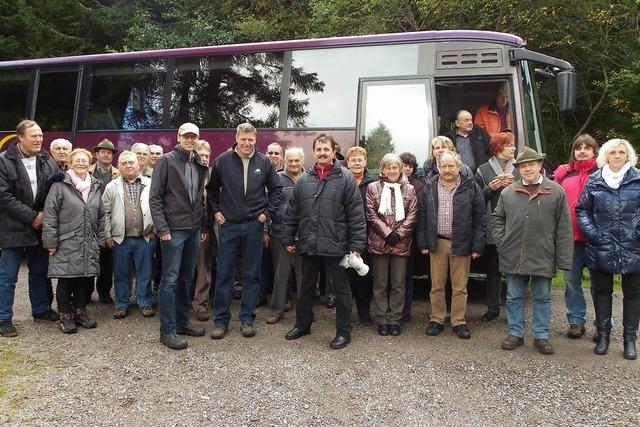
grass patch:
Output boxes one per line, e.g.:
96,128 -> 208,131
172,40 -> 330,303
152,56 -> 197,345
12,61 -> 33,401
0,341 -> 26,399
552,268 -> 622,292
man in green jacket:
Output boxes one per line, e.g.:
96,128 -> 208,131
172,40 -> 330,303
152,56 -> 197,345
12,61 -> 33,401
491,147 -> 573,355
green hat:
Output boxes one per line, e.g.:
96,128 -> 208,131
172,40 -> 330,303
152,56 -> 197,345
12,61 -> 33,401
93,138 -> 117,153
513,146 -> 545,165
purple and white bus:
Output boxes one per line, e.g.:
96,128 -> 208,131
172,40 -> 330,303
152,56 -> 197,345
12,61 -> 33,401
0,30 -> 575,165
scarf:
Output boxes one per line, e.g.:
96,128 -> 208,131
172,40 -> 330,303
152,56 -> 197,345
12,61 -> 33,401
378,182 -> 405,221
602,162 -> 632,189
67,169 -> 91,202
488,156 -> 515,176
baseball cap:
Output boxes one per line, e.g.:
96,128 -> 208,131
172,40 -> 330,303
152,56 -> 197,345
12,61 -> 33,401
178,122 -> 200,136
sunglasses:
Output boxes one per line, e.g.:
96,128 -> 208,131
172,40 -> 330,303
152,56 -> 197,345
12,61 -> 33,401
267,151 -> 281,155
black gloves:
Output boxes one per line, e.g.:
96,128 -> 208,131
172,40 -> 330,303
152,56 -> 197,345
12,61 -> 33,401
385,231 -> 401,246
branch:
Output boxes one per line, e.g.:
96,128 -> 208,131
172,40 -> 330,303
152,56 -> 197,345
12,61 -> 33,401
574,65 -> 609,139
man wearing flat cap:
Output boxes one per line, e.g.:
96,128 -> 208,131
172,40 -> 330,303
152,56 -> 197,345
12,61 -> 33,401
150,122 -> 209,350
491,147 -> 573,355
89,138 -> 120,303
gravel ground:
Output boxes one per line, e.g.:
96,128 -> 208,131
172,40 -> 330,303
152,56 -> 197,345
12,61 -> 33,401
1,267 -> 638,426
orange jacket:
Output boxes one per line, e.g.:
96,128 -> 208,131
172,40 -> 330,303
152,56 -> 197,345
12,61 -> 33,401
474,105 -> 511,136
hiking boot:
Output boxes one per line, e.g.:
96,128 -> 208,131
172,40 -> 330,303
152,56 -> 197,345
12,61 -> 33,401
241,323 -> 256,338
452,324 -> 471,339
113,307 -> 127,319
141,306 -> 155,318
426,321 -> 444,336
33,309 -> 60,323
210,325 -> 228,340
501,335 -> 524,350
59,312 -> 77,334
160,333 -> 187,350
534,339 -> 554,355
0,321 -> 18,337
265,314 -> 282,325
176,323 -> 205,337
193,308 -> 210,322
75,309 -> 97,329
566,324 -> 586,339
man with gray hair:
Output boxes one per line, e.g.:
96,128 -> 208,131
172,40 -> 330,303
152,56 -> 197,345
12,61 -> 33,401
208,123 -> 282,339
132,142 -> 153,178
265,146 -> 305,324
417,151 -> 485,339
149,144 -> 164,168
102,150 -> 156,320
50,138 -> 72,170
444,110 -> 491,174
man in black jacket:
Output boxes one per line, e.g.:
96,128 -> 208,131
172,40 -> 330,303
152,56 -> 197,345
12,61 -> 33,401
283,135 -> 366,349
417,151 -> 486,339
444,110 -> 491,174
208,123 -> 282,339
150,122 -> 209,350
0,120 -> 59,337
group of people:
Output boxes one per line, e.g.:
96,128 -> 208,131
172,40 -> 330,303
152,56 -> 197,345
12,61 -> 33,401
0,115 -> 637,361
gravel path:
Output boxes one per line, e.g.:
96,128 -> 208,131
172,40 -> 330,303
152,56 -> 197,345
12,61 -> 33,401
1,267 -> 638,426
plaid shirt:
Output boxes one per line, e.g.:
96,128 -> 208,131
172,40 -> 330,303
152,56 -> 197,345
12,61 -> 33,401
124,176 -> 143,204
436,176 -> 461,238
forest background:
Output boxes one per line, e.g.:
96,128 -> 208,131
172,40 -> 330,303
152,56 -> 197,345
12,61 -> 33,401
1,0 -> 638,165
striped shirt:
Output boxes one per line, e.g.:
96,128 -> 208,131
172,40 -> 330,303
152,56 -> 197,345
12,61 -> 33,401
436,176 -> 461,238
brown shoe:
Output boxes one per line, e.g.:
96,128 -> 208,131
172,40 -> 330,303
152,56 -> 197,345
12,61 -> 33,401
283,298 -> 295,312
194,308 -> 210,322
534,339 -> 554,355
241,323 -> 256,338
501,335 -> 524,350
265,314 -> 282,325
210,325 -> 228,340
113,307 -> 127,319
567,324 -> 586,339
141,306 -> 155,318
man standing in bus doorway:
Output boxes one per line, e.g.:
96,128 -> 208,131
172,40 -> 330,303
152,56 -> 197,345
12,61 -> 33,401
492,147 -> 573,355
208,123 -> 282,340
132,143 -> 153,178
474,87 -> 512,136
89,138 -> 120,304
553,134 -> 599,339
444,110 -> 491,174
149,144 -> 164,169
0,120 -> 60,337
150,122 -> 209,350
283,134 -> 366,349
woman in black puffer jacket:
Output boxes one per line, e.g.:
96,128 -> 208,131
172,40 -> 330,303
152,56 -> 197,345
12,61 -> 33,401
577,138 -> 640,360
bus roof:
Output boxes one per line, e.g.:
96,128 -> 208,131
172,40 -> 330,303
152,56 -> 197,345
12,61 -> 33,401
0,30 -> 525,69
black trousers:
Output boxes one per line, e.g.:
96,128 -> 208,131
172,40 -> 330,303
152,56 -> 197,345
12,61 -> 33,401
482,245 -> 502,313
347,253 -> 372,319
57,277 -> 91,313
591,270 -> 640,336
94,247 -> 113,298
296,255 -> 352,337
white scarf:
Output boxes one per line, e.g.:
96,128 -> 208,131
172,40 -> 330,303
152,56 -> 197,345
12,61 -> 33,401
602,163 -> 631,189
378,182 -> 405,221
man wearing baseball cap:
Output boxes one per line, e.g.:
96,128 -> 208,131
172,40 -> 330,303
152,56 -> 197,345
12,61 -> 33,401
150,122 -> 209,350
491,147 -> 573,355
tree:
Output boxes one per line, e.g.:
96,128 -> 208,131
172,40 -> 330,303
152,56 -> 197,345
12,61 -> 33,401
361,122 -> 394,170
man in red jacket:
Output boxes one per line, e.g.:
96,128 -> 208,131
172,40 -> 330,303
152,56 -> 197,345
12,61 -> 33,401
553,134 -> 599,339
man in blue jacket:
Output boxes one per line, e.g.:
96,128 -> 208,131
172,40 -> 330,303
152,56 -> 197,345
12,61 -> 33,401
208,123 -> 282,339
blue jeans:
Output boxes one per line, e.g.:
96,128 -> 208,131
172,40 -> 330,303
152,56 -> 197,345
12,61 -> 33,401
158,229 -> 200,335
505,274 -> 552,339
563,242 -> 588,326
0,246 -> 51,321
112,237 -> 156,310
213,220 -> 264,326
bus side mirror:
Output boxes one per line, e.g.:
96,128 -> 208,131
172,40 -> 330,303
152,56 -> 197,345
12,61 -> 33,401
557,70 -> 576,112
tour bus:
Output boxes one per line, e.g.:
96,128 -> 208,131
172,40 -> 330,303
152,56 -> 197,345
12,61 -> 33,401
0,30 -> 574,167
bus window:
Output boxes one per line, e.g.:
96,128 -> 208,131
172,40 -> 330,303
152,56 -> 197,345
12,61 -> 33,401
435,80 -> 513,137
288,44 -> 419,128
357,77 -> 434,169
84,60 -> 166,130
35,70 -> 79,132
0,69 -> 29,131
171,53 -> 283,129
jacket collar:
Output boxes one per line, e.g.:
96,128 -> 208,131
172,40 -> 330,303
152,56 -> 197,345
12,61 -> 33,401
5,143 -> 51,162
307,160 -> 342,177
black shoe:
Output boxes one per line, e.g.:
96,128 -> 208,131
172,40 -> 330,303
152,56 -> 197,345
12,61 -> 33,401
285,326 -> 311,340
377,324 -> 389,336
401,312 -> 412,323
480,311 -> 499,322
160,333 -> 187,350
453,324 -> 471,339
33,309 -> 60,323
389,324 -> 401,336
0,320 -> 18,337
624,340 -> 637,360
329,335 -> 351,349
177,323 -> 205,337
426,321 -> 444,336
594,332 -> 610,355
325,296 -> 336,309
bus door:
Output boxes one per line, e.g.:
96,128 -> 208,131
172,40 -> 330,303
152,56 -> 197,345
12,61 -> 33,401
29,66 -> 84,138
355,76 -> 436,169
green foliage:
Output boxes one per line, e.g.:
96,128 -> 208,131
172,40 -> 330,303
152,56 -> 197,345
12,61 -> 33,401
362,122 -> 394,171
